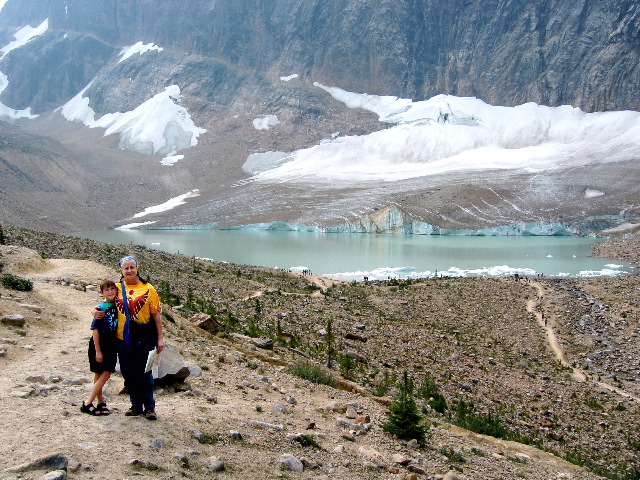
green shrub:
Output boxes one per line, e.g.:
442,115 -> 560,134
471,447 -> 487,457
244,316 -> 265,338
374,371 -> 394,397
1,274 -> 33,291
450,400 -> 536,444
418,375 -> 447,414
382,371 -> 427,442
339,353 -> 357,381
295,434 -> 320,448
453,401 -> 507,438
439,447 -> 466,463
288,361 -> 336,387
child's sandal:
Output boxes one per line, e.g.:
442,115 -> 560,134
80,401 -> 99,415
96,402 -> 110,415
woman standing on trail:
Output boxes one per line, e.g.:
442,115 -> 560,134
117,256 -> 165,420
95,255 -> 165,419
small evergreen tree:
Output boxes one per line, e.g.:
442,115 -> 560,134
339,353 -> 357,381
0,224 -> 5,245
185,285 -> 196,311
418,375 -> 447,414
382,370 -> 427,442
325,318 -> 336,368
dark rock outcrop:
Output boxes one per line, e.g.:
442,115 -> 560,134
0,0 -> 638,114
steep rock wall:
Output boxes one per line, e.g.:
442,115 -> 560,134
0,0 -> 637,114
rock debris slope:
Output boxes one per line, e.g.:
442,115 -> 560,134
1,229 -> 639,479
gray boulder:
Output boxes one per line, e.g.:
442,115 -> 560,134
189,313 -> 224,333
1,314 -> 26,327
152,344 -> 190,387
6,453 -> 68,473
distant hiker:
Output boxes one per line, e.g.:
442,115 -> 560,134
93,256 -> 165,420
542,312 -> 546,326
81,279 -> 118,416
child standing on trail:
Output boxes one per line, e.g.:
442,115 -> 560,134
81,279 -> 119,416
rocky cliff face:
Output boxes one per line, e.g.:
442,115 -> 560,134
0,0 -> 638,114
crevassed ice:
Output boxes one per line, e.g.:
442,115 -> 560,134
247,84 -> 640,185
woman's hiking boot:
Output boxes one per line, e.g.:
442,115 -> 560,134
125,406 -> 143,416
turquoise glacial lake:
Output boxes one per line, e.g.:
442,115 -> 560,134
71,229 -> 634,281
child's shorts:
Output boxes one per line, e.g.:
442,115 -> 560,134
88,336 -> 117,373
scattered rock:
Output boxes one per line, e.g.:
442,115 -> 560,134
189,313 -> 224,333
151,438 -> 166,449
279,454 -> 303,472
1,314 -> 26,327
6,453 -> 68,473
248,420 -> 284,431
43,470 -> 67,480
19,304 -> 43,314
207,456 -> 226,472
253,338 -> 274,350
152,344 -> 191,386
128,459 -> 163,471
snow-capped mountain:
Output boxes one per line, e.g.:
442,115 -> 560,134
0,0 -> 638,234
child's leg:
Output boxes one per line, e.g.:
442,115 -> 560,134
84,371 -> 111,407
93,372 -> 101,402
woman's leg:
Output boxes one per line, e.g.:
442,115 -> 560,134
119,345 -> 154,411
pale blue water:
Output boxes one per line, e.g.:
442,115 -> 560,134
71,229 -> 634,281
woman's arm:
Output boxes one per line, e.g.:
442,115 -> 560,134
153,308 -> 165,353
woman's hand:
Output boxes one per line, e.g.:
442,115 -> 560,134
156,337 -> 165,353
92,305 -> 105,319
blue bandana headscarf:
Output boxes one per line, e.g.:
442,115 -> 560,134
119,255 -> 138,267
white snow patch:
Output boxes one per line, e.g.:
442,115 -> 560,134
60,83 -> 95,123
118,41 -> 164,63
116,221 -> 156,230
61,84 -> 206,156
131,189 -> 201,219
242,151 -> 292,174
161,153 -> 184,166
0,72 -> 37,120
0,19 -> 49,119
253,115 -> 280,130
0,19 -> 49,58
280,74 -> 299,82
601,223 -> 640,234
584,189 -> 605,198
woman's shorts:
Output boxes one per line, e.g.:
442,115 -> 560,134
88,336 -> 117,373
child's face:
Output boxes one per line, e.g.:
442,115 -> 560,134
101,285 -> 118,302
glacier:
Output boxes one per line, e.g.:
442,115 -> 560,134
246,85 -> 640,185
